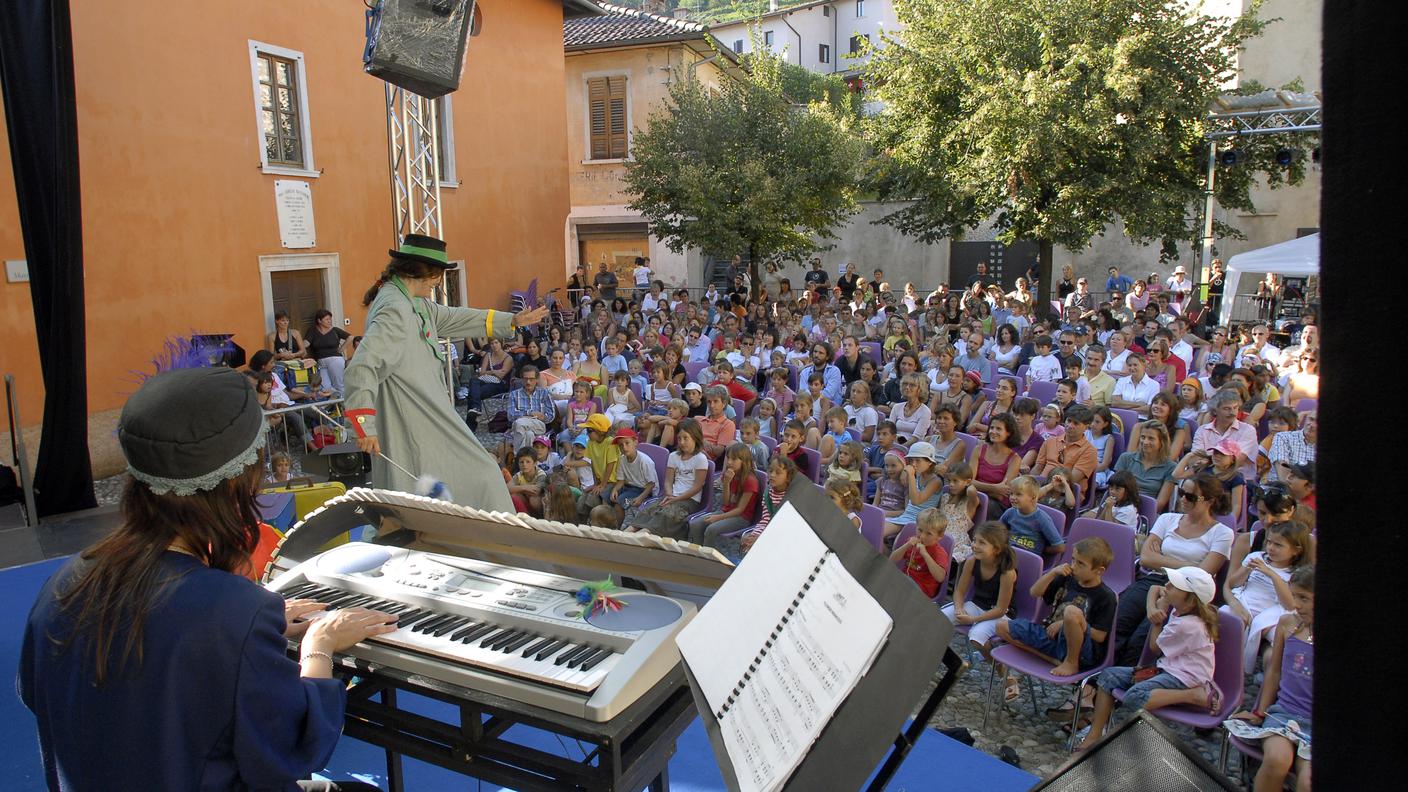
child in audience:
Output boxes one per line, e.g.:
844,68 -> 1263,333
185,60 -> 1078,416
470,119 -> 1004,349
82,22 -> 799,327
777,420 -> 813,480
688,443 -> 760,548
1001,476 -> 1066,558
1226,566 -> 1314,792
939,462 -> 981,562
1257,405 -> 1299,482
997,537 -> 1117,682
1034,403 -> 1066,442
575,414 -> 619,519
637,364 -> 678,441
739,417 -> 769,469
626,419 -> 708,538
1077,566 -> 1221,752
891,507 -> 950,599
564,381 -> 599,442
266,452 -> 293,485
1081,470 -> 1140,527
790,392 -> 821,448
865,421 -> 900,498
806,371 -> 833,421
654,398 -> 690,449
942,521 -> 1018,666
1038,468 -> 1077,511
825,477 -> 864,531
609,428 -> 656,525
563,433 -> 593,490
730,455 -> 798,559
507,448 -> 547,515
1054,379 -> 1078,412
628,357 -> 648,395
819,406 -> 851,466
589,504 -> 620,529
886,442 -> 944,539
531,436 -> 562,475
604,370 -> 641,428
828,440 -> 864,485
683,382 -> 706,417
763,367 -> 795,419
756,397 -> 781,440
1028,335 -> 1061,382
872,450 -> 910,519
1223,521 -> 1310,673
543,470 -> 580,523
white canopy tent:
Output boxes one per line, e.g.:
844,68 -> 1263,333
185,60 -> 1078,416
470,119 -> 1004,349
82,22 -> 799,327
1219,233 -> 1320,325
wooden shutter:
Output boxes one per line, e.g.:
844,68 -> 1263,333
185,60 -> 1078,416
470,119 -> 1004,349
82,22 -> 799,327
588,75 -> 629,160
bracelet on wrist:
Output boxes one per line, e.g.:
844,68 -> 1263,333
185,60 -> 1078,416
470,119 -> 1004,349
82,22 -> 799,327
301,650 -> 334,664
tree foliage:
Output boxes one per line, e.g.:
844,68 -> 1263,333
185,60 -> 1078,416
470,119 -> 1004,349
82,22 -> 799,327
865,0 -> 1302,308
623,50 -> 864,274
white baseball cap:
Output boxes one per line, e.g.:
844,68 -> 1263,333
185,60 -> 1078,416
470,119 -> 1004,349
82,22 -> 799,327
1173,266 -> 1187,275
1164,566 -> 1215,604
684,382 -> 703,392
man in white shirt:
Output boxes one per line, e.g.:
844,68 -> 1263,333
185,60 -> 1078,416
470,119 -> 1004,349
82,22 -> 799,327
640,281 -> 665,314
1165,265 -> 1193,306
1236,324 -> 1282,368
1166,316 -> 1202,369
1110,353 -> 1160,415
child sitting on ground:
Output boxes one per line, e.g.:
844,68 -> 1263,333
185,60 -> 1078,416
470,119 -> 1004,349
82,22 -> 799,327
890,507 -> 950,599
997,537 -> 1117,685
1225,566 -> 1314,792
543,469 -> 581,523
825,477 -> 864,531
589,504 -> 620,529
1077,566 -> 1222,752
575,414 -> 619,520
562,433 -> 592,491
1000,476 -> 1066,559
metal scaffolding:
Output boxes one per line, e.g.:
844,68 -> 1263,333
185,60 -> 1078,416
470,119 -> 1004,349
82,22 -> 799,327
385,84 -> 444,247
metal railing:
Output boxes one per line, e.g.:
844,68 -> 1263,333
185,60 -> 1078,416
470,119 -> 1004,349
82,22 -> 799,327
4,374 -> 39,527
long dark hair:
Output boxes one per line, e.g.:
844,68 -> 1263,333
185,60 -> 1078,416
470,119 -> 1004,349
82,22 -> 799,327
362,257 -> 442,306
54,461 -> 264,685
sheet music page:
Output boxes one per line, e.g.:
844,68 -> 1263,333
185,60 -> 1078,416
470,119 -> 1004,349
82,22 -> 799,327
675,503 -> 827,711
676,504 -> 892,792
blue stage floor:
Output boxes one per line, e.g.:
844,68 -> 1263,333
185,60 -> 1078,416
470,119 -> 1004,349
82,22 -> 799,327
2,557 -> 1036,791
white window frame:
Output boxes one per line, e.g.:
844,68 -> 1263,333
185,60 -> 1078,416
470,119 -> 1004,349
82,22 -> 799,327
259,253 -> 343,335
248,40 -> 319,178
856,0 -> 866,18
580,69 -> 634,165
819,43 -> 831,64
436,95 -> 459,188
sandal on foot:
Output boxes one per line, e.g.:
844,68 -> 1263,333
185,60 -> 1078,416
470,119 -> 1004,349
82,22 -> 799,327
1058,715 -> 1093,735
1003,676 -> 1021,703
1045,696 -> 1095,722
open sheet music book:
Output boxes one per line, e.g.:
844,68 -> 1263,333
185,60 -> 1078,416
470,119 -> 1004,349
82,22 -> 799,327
675,503 -> 892,792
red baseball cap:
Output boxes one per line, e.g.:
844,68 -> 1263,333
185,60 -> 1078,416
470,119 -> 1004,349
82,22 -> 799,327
612,428 -> 639,443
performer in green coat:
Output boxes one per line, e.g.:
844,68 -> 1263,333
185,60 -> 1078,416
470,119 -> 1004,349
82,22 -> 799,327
344,234 -> 548,510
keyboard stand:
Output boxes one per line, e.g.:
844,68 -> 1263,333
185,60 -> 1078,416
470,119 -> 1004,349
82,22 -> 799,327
329,654 -> 695,792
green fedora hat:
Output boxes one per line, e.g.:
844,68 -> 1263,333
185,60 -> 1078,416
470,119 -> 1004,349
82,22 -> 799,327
388,233 -> 453,269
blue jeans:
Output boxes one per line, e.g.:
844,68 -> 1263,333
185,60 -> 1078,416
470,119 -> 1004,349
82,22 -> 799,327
1095,665 -> 1188,711
468,377 -> 509,411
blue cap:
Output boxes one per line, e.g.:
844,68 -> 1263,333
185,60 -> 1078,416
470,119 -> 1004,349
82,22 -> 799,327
573,432 -> 589,447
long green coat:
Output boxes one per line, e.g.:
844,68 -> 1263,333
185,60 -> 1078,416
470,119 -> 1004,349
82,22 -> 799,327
344,279 -> 516,510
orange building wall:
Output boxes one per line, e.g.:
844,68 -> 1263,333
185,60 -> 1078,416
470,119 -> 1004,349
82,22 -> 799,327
0,0 -> 570,451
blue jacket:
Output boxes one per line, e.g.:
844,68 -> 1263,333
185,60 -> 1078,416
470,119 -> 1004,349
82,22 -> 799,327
19,552 -> 346,791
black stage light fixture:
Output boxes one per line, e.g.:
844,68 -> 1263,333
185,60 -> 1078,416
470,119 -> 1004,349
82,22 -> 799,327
364,0 -> 482,99
1220,148 -> 1240,166
1276,147 -> 1296,166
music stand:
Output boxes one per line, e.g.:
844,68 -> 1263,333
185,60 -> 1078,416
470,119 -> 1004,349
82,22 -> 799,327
679,481 -> 961,792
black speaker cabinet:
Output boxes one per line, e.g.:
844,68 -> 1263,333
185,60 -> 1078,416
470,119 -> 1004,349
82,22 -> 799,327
363,0 -> 480,99
1034,712 -> 1238,791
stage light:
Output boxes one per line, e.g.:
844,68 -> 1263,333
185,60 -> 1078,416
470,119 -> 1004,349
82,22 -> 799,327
1275,148 -> 1295,166
1219,149 -> 1240,166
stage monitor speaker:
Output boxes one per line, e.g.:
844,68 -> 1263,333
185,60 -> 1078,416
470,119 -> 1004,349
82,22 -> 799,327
1033,712 -> 1238,791
363,0 -> 481,99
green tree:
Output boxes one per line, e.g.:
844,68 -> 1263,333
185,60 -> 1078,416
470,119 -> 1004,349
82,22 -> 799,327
624,51 -> 864,291
865,0 -> 1303,314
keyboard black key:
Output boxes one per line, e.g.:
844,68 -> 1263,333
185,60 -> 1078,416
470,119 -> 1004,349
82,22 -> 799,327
459,623 -> 496,643
566,646 -> 596,669
477,629 -> 508,647
414,614 -> 455,634
534,640 -> 566,661
394,609 -> 430,626
283,583 -> 319,598
487,630 -> 521,651
555,645 -> 590,666
521,637 -> 554,658
503,633 -> 537,653
448,622 -> 482,641
431,618 -> 469,638
578,648 -> 612,672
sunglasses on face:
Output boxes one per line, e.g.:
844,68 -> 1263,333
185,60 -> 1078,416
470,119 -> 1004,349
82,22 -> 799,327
1178,490 -> 1201,501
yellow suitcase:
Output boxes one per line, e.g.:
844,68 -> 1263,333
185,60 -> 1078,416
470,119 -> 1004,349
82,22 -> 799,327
261,477 -> 348,549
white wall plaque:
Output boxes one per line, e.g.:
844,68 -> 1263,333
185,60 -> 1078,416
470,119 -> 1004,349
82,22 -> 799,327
274,180 -> 316,249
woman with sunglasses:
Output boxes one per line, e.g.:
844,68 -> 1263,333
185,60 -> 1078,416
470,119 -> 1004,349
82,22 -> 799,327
1112,473 -> 1233,666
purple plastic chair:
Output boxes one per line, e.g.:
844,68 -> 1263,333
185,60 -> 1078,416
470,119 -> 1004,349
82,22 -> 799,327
683,360 -> 708,383
629,381 -> 642,403
1113,610 -> 1244,731
1037,502 -> 1068,543
1293,398 -> 1316,413
1138,495 -> 1159,532
954,431 -> 980,460
798,446 -> 823,483
1027,380 -> 1058,405
845,427 -> 862,443
973,490 -> 990,524
787,364 -> 799,390
1064,518 -> 1137,593
862,341 -> 884,365
953,545 -> 1043,640
731,398 -> 746,422
858,503 -> 886,552
980,387 -> 997,403
637,442 -> 670,491
987,621 -> 1119,746
1110,407 -> 1141,447
758,433 -> 778,458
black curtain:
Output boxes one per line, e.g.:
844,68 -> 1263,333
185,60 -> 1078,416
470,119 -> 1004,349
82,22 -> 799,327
0,0 -> 96,515
1319,0 -> 1404,784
